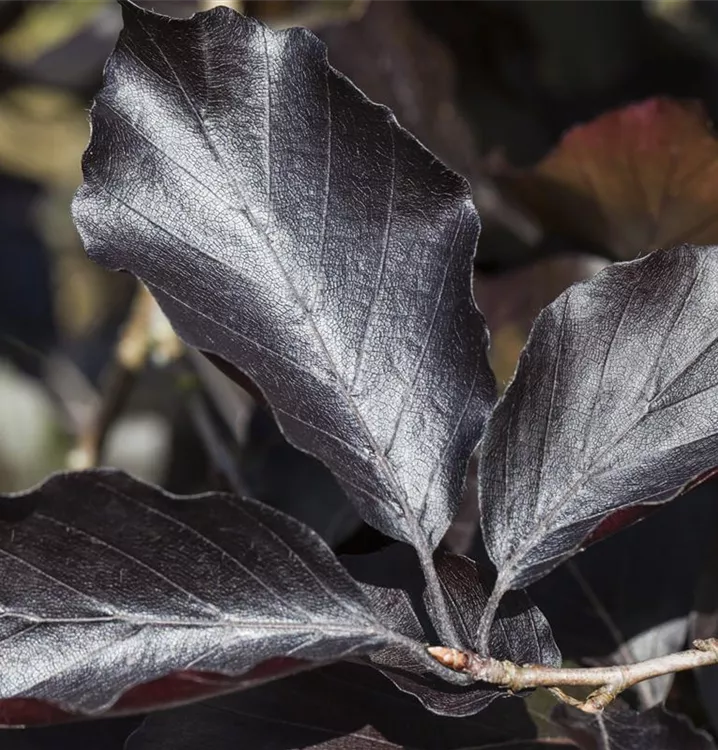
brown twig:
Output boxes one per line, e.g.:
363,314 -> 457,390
428,638 -> 718,714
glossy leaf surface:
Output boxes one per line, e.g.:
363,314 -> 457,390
72,1 -> 495,561
479,245 -> 718,594
0,470 -> 413,716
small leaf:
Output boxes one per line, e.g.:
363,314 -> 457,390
345,544 -> 560,716
494,98 -> 718,260
0,470 -> 422,718
479,245 -> 718,596
126,661 -> 559,750
553,702 -> 716,750
72,1 -> 495,569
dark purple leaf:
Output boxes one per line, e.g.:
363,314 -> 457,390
126,661 -> 559,750
0,470 -> 433,719
479,245 -> 718,599
72,3 -> 495,581
553,702 -> 716,750
345,544 -> 560,716
531,483 -> 718,708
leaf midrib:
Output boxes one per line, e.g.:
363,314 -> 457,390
0,612 -> 390,636
130,14 -> 422,542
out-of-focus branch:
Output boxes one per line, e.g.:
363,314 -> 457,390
67,285 -> 181,469
200,0 -> 243,11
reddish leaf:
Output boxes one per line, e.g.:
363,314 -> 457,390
583,505 -> 656,545
494,98 -> 718,259
0,699 -> 69,728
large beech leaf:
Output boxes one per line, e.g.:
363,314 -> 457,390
344,544 -> 561,717
479,245 -> 718,596
0,470 -> 426,716
126,662 -> 562,750
553,703 -> 716,750
493,98 -> 718,261
72,2 -> 494,562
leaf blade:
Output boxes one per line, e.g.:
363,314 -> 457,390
479,245 -> 718,594
72,2 -> 494,561
0,470 -> 412,717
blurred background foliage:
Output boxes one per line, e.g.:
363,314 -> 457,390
6,0 -> 718,745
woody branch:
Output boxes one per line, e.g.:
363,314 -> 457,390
428,638 -> 718,713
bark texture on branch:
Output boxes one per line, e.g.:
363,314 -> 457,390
428,638 -> 718,713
